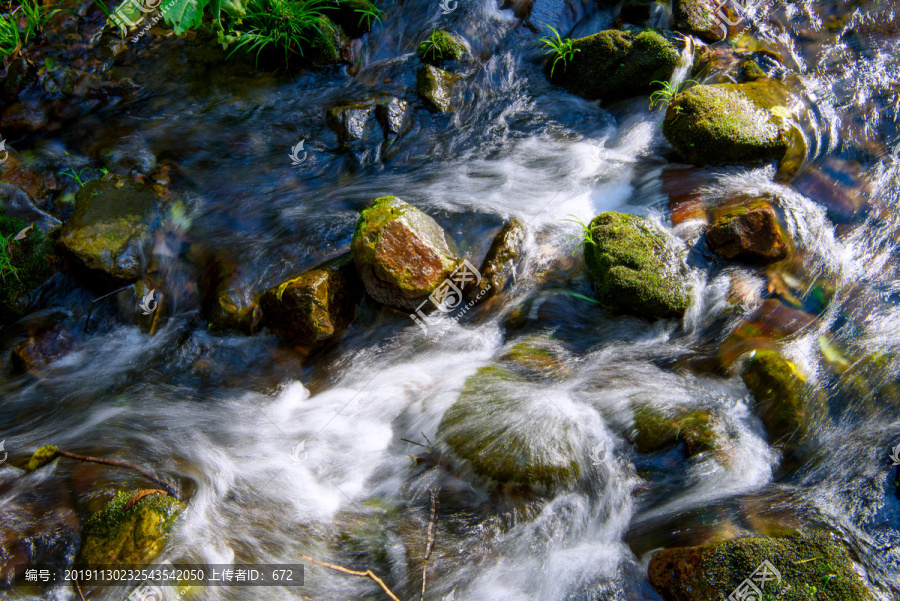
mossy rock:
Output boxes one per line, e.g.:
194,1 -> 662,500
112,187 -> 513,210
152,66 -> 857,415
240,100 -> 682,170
584,212 -> 690,320
468,218 -> 525,301
260,253 -> 363,345
437,366 -> 580,489
648,530 -> 876,601
705,202 -> 790,264
741,350 -> 824,446
0,210 -> 53,320
300,16 -> 342,64
417,30 -> 468,64
630,404 -> 718,457
416,64 -> 457,112
351,196 -> 460,311
322,0 -> 378,38
544,28 -> 680,100
498,336 -> 570,380
662,81 -> 793,165
673,0 -> 726,42
78,490 -> 184,566
57,176 -> 158,283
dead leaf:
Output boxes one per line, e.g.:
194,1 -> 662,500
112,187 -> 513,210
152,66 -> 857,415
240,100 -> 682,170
14,225 -> 33,241
124,489 -> 169,511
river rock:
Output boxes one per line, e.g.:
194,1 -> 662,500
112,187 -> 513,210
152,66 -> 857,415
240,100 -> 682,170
0,101 -> 48,136
99,135 -> 157,176
11,327 -> 75,372
260,253 -> 363,345
584,212 -> 691,320
0,211 -> 53,320
326,102 -> 379,145
467,219 -> 525,301
78,490 -> 184,566
351,196 -> 460,311
416,65 -> 457,112
648,531 -> 875,601
662,81 -> 794,165
741,350 -> 824,447
375,97 -> 410,136
629,402 -> 720,457
0,182 -> 61,232
206,266 -> 262,334
301,16 -> 343,64
544,28 -> 680,100
498,336 -> 571,381
2,56 -> 37,102
705,203 -> 789,264
673,0 -> 726,42
437,366 -> 581,489
0,149 -> 57,201
322,0 -> 379,37
417,30 -> 468,64
57,175 -> 158,282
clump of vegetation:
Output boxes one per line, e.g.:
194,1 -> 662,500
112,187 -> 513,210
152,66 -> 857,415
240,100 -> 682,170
59,166 -> 108,187
649,79 -> 697,110
0,0 -> 54,59
0,211 -> 53,318
416,29 -> 468,63
226,0 -> 336,64
560,214 -> 596,256
354,4 -> 381,29
539,25 -> 580,77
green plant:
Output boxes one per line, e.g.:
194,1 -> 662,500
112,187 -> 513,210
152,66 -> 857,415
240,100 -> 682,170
0,0 -> 52,58
227,0 -> 332,64
649,79 -> 697,110
0,230 -> 19,282
354,5 -> 381,28
59,166 -> 108,187
419,29 -> 443,61
540,25 -> 579,78
560,215 -> 596,256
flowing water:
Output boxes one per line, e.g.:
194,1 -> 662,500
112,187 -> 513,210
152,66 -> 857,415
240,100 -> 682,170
2,0 -> 900,599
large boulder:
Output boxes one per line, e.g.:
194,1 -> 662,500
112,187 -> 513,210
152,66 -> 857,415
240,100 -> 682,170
437,366 -> 581,489
260,253 -> 363,345
57,175 -> 158,282
629,402 -> 720,458
584,212 -> 691,320
0,211 -> 54,319
78,490 -> 184,566
705,203 -> 790,264
544,28 -> 680,100
649,531 -> 875,601
351,196 -> 460,311
662,81 -> 793,165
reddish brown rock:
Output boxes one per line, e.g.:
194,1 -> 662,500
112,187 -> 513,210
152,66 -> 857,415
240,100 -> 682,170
705,204 -> 789,264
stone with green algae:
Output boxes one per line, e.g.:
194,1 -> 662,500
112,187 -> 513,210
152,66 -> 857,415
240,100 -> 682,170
27,444 -> 60,471
416,65 -> 458,112
417,30 -> 468,64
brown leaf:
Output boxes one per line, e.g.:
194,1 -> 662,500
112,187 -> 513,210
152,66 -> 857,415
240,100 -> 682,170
13,225 -> 33,241
124,489 -> 168,512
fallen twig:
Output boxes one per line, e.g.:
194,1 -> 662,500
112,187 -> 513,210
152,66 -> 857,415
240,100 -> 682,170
84,284 -> 134,333
297,554 -> 401,601
421,490 -> 438,601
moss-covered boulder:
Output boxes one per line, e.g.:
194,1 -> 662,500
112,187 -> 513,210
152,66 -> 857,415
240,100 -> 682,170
0,211 -> 53,320
468,219 -> 525,301
322,0 -> 379,38
629,403 -> 719,457
417,30 -> 468,64
544,28 -> 680,100
416,65 -> 457,113
498,336 -> 570,381
673,0 -> 726,42
260,253 -> 363,345
351,196 -> 460,311
300,16 -> 342,64
57,176 -> 158,282
706,203 -> 790,264
78,490 -> 184,566
584,212 -> 690,320
662,81 -> 793,165
649,531 -> 875,601
437,366 -> 580,489
741,350 -> 824,446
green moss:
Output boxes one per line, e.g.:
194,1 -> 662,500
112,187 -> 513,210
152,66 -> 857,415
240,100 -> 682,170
416,64 -> 457,112
584,212 -> 690,319
322,0 -> 378,37
352,196 -> 403,244
437,366 -> 580,488
631,405 -> 718,457
546,28 -> 680,100
0,212 -> 53,319
649,531 -> 876,601
26,444 -> 60,470
79,490 -> 184,566
673,0 -> 723,41
417,29 -> 467,64
301,16 -> 341,64
662,81 -> 791,165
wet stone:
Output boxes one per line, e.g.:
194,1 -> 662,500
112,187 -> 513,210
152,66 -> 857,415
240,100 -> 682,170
468,219 -> 526,301
416,65 -> 457,113
705,203 -> 790,264
100,135 -> 157,176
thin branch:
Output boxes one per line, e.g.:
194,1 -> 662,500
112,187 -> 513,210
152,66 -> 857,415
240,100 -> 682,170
74,577 -> 87,601
421,490 -> 438,601
55,449 -> 178,499
84,284 -> 134,333
421,432 -> 433,447
297,554 -> 400,601
401,437 -> 427,448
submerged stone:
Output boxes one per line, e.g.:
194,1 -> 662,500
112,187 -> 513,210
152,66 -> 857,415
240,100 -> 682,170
351,196 -> 459,311
437,366 -> 580,489
260,253 -> 363,345
630,403 -> 719,457
545,28 -> 680,100
649,531 -> 875,601
416,65 -> 457,112
57,175 -> 158,282
584,212 -> 690,320
663,81 -> 793,165
705,203 -> 790,264
78,490 -> 184,566
498,336 -> 570,381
